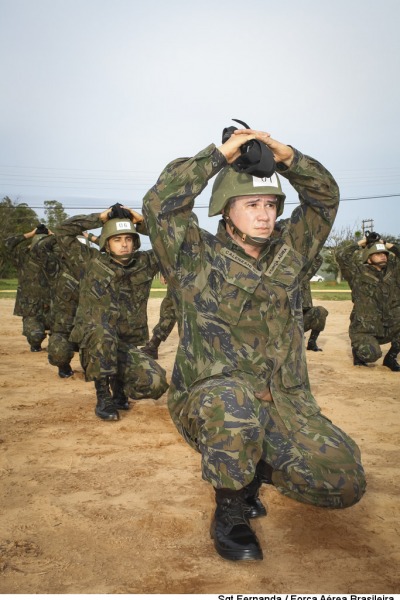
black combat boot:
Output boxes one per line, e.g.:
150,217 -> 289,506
58,364 -> 74,378
142,336 -> 161,359
352,347 -> 368,367
210,488 -> 263,561
307,330 -> 322,351
94,378 -> 119,421
242,473 -> 267,519
383,344 -> 400,372
110,376 -> 130,410
30,344 -> 42,352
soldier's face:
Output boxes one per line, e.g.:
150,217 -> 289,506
107,234 -> 134,256
227,195 -> 278,239
368,252 -> 388,268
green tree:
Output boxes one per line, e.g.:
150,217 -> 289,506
0,196 -> 39,277
44,200 -> 68,230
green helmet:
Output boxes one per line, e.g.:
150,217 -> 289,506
209,167 -> 286,217
98,218 -> 140,252
362,242 -> 388,263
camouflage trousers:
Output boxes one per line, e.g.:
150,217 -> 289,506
152,292 -> 177,342
185,376 -> 366,509
80,333 -> 168,400
350,326 -> 400,363
303,306 -> 328,333
48,303 -> 78,367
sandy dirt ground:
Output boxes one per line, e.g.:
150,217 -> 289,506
0,297 -> 399,594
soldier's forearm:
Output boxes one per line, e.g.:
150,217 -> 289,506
4,234 -> 26,251
144,144 -> 225,218
55,214 -> 103,238
280,149 -> 340,214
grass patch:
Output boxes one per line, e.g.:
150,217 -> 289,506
312,292 -> 352,301
0,279 -> 18,290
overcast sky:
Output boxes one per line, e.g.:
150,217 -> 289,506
1,0 -> 399,248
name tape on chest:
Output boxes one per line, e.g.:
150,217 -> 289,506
221,248 -> 262,276
265,244 -> 291,277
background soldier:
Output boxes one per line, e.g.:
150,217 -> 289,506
5,224 -> 53,352
39,233 -> 93,379
143,125 -> 366,561
142,279 -> 177,359
337,234 -> 400,371
55,205 -> 168,421
301,254 -> 329,351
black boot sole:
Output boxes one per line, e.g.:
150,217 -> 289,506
383,361 -> 400,372
210,522 -> 263,561
246,504 -> 267,519
210,532 -> 263,561
95,408 -> 119,421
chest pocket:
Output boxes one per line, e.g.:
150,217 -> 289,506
58,272 -> 79,302
87,258 -> 114,300
200,250 -> 261,326
266,244 -> 307,314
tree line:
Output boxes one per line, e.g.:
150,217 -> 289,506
0,196 -> 399,280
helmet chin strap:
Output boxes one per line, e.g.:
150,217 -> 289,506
109,250 -> 135,264
223,214 -> 270,248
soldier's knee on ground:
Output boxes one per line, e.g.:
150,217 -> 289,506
124,365 -> 169,400
274,463 -> 366,509
356,344 -> 382,363
48,333 -> 75,367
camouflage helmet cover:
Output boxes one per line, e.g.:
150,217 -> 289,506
98,218 -> 140,252
209,167 -> 286,217
362,242 -> 389,263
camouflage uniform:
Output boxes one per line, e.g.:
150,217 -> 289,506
142,285 -> 177,358
337,241 -> 400,363
152,287 -> 177,341
55,213 -> 168,400
301,254 -> 329,350
4,233 -> 53,349
143,144 -> 365,509
35,234 -> 81,371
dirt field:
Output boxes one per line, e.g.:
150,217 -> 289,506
0,297 -> 399,594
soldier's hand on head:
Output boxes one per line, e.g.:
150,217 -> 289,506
385,242 -> 394,249
126,207 -> 144,224
100,208 -> 112,223
233,129 -> 294,166
218,131 -> 256,164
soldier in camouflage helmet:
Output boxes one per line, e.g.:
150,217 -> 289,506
54,207 -> 168,421
39,233 -> 95,379
301,254 -> 329,351
143,126 -> 366,561
5,225 -> 53,352
337,236 -> 400,371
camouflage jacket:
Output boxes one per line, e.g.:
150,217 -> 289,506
143,144 -> 339,436
4,233 -> 51,317
301,254 -> 323,311
337,241 -> 400,334
55,213 -> 160,347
